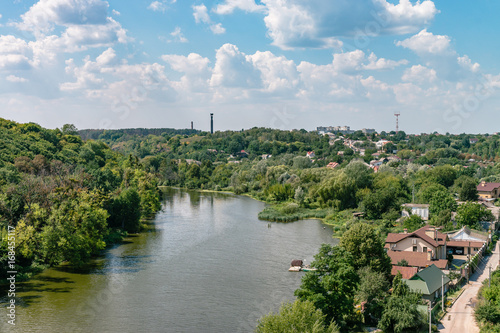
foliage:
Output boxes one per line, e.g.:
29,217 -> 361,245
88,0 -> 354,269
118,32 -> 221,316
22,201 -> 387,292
378,272 -> 425,333
255,300 -> 340,333
456,202 -> 494,229
339,222 -> 392,276
402,215 -> 424,232
295,244 -> 359,328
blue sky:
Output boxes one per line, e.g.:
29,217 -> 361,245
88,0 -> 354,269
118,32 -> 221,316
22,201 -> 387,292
1,0 -> 500,134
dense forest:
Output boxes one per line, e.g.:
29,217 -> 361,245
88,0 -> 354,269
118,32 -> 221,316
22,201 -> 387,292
0,119 -> 162,281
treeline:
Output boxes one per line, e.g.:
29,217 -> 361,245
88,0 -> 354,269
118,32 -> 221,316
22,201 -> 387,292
0,119 -> 161,281
78,126 -> 500,235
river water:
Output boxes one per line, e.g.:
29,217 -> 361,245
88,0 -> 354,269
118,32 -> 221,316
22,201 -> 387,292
1,188 -> 336,333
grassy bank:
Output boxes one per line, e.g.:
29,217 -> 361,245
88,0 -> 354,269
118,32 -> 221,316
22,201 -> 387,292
258,203 -> 330,223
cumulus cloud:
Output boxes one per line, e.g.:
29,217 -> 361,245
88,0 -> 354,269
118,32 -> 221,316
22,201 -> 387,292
193,4 -> 226,34
213,0 -> 265,15
6,75 -> 28,83
396,29 -> 452,55
401,64 -> 437,84
210,44 -> 260,88
261,0 -> 438,49
397,29 -> 480,81
0,35 -> 32,70
60,48 -> 169,107
10,0 -> 130,68
162,53 -> 211,92
17,0 -> 109,34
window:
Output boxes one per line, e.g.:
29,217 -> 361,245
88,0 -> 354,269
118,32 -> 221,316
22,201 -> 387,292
413,246 -> 417,252
423,247 -> 427,253
474,248 -> 479,252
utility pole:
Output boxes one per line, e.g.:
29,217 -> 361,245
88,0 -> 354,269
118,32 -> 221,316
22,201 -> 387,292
429,302 -> 432,333
489,265 -> 492,288
442,274 -> 444,313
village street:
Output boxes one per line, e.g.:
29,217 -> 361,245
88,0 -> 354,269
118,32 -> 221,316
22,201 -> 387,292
439,242 -> 499,333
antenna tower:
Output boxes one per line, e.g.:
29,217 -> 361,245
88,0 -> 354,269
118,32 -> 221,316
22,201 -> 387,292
394,112 -> 400,134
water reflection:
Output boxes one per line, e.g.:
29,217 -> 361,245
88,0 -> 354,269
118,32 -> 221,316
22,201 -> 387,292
1,188 -> 336,333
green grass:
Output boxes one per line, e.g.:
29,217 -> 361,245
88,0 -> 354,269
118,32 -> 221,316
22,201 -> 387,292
258,203 -> 330,223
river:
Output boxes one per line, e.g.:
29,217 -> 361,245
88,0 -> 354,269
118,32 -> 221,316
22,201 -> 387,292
1,188 -> 337,333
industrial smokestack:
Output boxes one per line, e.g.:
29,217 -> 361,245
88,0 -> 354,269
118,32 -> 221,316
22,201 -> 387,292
210,113 -> 213,134
191,121 -> 193,130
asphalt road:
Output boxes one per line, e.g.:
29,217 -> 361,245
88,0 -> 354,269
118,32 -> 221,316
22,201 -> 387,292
439,242 -> 499,333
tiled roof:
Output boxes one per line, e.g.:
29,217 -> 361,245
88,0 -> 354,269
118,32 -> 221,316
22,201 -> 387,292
385,225 -> 447,248
387,250 -> 448,269
391,266 -> 418,279
477,182 -> 500,192
447,240 -> 485,248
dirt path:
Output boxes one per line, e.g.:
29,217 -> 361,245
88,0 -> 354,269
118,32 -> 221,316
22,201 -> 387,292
439,242 -> 499,333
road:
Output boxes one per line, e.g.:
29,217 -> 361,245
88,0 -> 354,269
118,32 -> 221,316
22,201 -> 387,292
439,242 -> 499,333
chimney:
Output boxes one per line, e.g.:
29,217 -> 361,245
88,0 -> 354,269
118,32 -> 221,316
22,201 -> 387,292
427,250 -> 432,261
403,228 -> 408,234
210,113 -> 214,134
481,181 -> 486,187
425,227 -> 435,239
434,229 -> 438,241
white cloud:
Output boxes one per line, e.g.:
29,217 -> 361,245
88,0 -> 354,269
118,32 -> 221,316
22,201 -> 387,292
214,0 -> 265,15
396,29 -> 452,55
402,65 -> 437,84
148,1 -> 166,12
210,23 -> 226,35
193,4 -> 226,35
248,51 -> 300,93
9,1 -> 130,68
397,30 -> 481,81
17,0 -> 109,34
458,55 -> 480,73
210,43 -> 260,88
193,4 -> 210,24
0,35 -> 32,70
162,53 -> 211,92
6,75 -> 28,83
170,27 -> 188,43
60,48 -> 169,106
261,0 -> 438,50
112,9 -> 120,16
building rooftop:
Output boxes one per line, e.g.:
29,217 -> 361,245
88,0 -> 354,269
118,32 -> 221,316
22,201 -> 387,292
391,266 -> 419,279
386,225 -> 447,248
477,182 -> 500,192
387,250 -> 448,269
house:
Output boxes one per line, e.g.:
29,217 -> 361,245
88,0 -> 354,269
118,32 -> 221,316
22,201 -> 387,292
376,140 -> 392,150
446,226 -> 488,256
261,154 -> 272,160
387,250 -> 448,270
237,150 -> 248,158
404,264 -> 451,302
470,138 -> 479,144
391,266 -> 418,279
326,162 -> 339,169
402,203 -> 430,221
385,225 -> 448,260
306,151 -> 315,159
477,181 -> 500,199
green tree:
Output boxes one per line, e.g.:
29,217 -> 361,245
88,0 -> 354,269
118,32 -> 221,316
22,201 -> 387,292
339,223 -> 392,276
378,272 -> 425,333
255,300 -> 340,333
295,244 -> 359,327
107,188 -> 142,232
402,215 -> 424,232
454,176 -> 478,201
456,202 -> 494,229
41,191 -> 108,266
